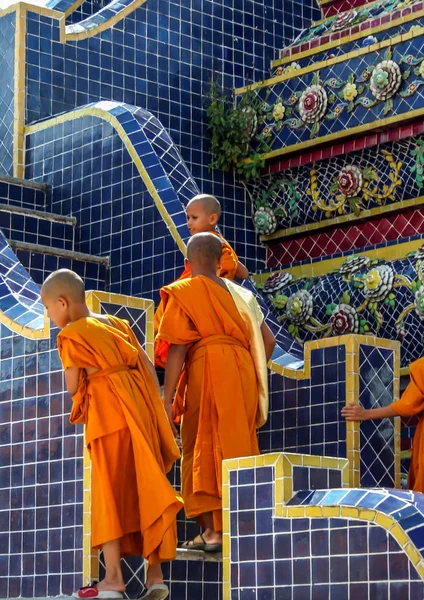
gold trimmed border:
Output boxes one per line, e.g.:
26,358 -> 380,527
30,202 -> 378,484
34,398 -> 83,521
261,196 -> 424,244
63,0 -> 147,42
247,106 -> 424,166
83,291 -> 155,583
25,107 -> 187,257
236,29 -> 419,95
272,8 -> 424,67
255,236 -> 424,282
0,309 -> 49,339
268,335 -> 400,488
222,449 -> 414,600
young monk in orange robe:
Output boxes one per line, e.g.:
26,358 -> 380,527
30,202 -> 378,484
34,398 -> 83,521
155,233 -> 275,550
153,194 -> 249,349
41,269 -> 183,600
342,356 -> 424,493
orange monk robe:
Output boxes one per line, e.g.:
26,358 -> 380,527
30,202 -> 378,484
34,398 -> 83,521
153,233 -> 239,350
57,316 -> 183,564
155,276 -> 261,532
392,356 -> 424,493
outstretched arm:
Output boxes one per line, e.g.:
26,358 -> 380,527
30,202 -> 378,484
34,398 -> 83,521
261,321 -> 276,363
342,402 -> 398,421
163,343 -> 187,435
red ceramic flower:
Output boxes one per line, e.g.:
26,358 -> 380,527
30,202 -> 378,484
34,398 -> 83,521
337,166 -> 363,198
331,310 -> 351,335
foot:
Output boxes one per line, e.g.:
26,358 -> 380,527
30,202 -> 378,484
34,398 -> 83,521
200,528 -> 222,546
145,564 -> 164,589
96,579 -> 126,593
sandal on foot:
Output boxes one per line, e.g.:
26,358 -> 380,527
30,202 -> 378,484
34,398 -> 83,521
181,533 -> 222,553
141,584 -> 169,599
73,583 -> 124,599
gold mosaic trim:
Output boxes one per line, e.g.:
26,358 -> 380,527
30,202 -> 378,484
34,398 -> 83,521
222,452 -> 348,600
272,7 -> 424,67
83,291 -> 155,583
269,335 -> 400,487
222,449 -> 416,600
63,0 -> 147,42
236,29 -> 422,95
25,107 -> 187,257
245,106 -> 424,165
0,309 -> 49,339
260,197 -> 424,243
254,237 -> 424,282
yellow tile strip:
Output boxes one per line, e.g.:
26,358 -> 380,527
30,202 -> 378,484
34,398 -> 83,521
272,8 -> 424,67
24,106 -> 187,257
63,0 -> 147,42
248,106 -> 424,165
13,3 -> 26,179
254,237 -> 424,283
82,291 -> 155,583
0,309 -> 49,339
235,28 -> 420,95
222,449 -> 418,599
269,334 -> 400,487
261,196 -> 424,243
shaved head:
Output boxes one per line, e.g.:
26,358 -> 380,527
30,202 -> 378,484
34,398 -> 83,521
187,233 -> 222,268
187,194 -> 222,218
41,269 -> 85,303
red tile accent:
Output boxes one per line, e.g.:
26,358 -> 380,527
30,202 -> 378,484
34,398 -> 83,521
264,121 -> 424,175
266,206 -> 424,268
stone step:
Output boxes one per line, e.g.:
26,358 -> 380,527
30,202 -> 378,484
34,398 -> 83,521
10,241 -> 109,291
0,174 -> 47,210
0,204 -> 76,251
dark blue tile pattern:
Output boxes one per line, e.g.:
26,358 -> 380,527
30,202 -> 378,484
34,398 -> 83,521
228,463 -> 424,599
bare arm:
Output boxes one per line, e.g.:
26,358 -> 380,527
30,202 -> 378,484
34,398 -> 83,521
235,261 -> 249,280
261,321 -> 276,363
341,401 -> 398,421
163,344 -> 188,435
138,345 -> 161,394
64,367 -> 81,396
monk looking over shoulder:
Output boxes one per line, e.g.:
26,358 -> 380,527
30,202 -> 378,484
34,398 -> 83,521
342,356 -> 424,494
155,233 -> 275,551
153,193 -> 249,350
41,269 -> 183,600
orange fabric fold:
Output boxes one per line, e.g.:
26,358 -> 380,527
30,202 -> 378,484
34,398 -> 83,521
155,276 -> 260,531
153,232 -> 239,352
57,316 -> 183,563
392,357 -> 424,493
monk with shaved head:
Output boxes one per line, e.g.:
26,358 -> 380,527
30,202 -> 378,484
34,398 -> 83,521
42,269 -> 182,600
155,233 -> 275,552
153,194 -> 249,352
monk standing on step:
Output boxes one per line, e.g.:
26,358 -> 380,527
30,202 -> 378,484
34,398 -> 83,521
153,193 -> 249,350
41,269 -> 183,600
155,233 -> 275,551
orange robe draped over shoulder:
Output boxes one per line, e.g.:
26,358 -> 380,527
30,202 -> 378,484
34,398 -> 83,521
57,316 -> 183,563
155,276 -> 260,531
153,232 -> 239,350
392,356 -> 424,493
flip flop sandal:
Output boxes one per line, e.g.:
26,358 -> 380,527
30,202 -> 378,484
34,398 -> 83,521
181,533 -> 222,553
141,584 -> 169,599
73,583 -> 124,599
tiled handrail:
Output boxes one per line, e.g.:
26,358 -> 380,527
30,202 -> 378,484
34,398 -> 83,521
0,228 -> 48,338
25,101 -> 304,368
64,0 -> 147,41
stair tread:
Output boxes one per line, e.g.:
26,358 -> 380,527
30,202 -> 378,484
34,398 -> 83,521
0,203 -> 76,225
9,240 -> 109,266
